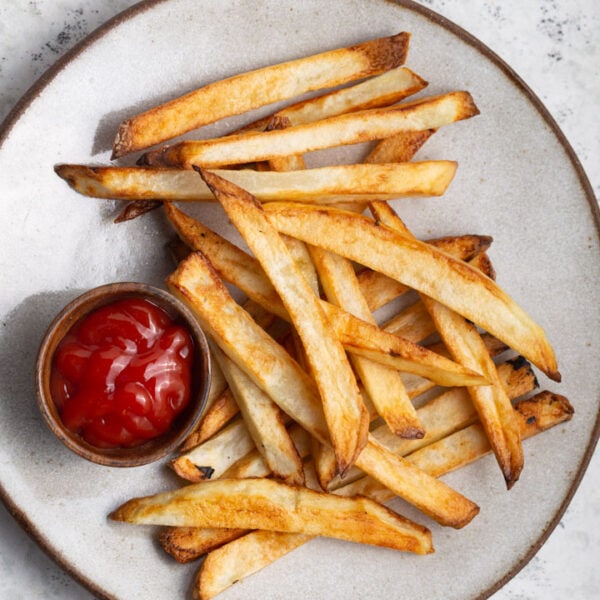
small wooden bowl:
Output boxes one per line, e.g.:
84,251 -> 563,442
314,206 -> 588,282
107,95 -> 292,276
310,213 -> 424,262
36,283 -> 211,467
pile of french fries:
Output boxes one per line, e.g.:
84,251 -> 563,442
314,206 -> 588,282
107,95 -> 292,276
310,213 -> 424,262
55,32 -> 572,600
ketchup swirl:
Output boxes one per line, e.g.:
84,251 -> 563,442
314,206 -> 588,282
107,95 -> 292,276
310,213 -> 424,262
51,297 -> 194,448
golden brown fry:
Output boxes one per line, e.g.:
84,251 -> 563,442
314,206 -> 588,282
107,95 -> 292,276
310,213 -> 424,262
309,244 -> 423,438
365,128 -> 436,163
180,388 -> 239,451
180,295 -> 276,452
169,247 -> 480,529
268,153 -> 307,172
326,306 -> 487,387
142,92 -> 479,167
222,424 -> 312,481
160,527 -> 246,564
310,436 -> 339,491
213,353 -> 526,492
381,300 -> 434,342
112,32 -> 411,157
113,199 -> 162,222
56,162 -> 457,204
282,234 -> 320,295
165,204 -> 491,326
369,200 -> 524,488
172,419 -> 254,483
334,356 -> 537,488
262,115 -> 307,173
356,437 -> 480,529
238,66 -> 428,133
468,251 -> 496,281
195,531 -> 313,600
198,168 -> 369,475
512,391 -> 574,433
357,234 -> 493,312
427,300 -> 525,487
264,202 -> 560,381
211,345 -> 305,486
110,477 -> 434,554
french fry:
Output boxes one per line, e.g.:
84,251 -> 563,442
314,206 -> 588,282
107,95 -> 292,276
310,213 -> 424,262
222,424 -> 312,481
165,201 -> 495,334
357,436 -> 480,528
282,180 -> 342,491
109,478 -> 434,554
164,204 -> 489,388
172,419 -> 254,483
237,66 -> 428,133
309,437 -> 339,491
180,388 -> 239,451
169,248 -> 476,494
196,530 -> 313,600
205,347 -> 524,490
369,200 -> 524,488
211,344 -> 305,486
247,67 -> 427,173
282,234 -> 319,295
468,251 -> 496,281
365,128 -> 436,163
198,167 -> 369,474
246,69 -> 429,210
181,297 -> 276,452
112,32 -> 411,157
201,351 -> 228,411
381,300 -> 434,343
164,427 -> 313,562
425,300 -> 525,487
357,234 -> 493,312
55,162 -> 457,204
224,424 -> 312,479
326,306 -> 488,387
141,92 -> 479,168
308,244 -> 424,439
160,527 -> 247,564
267,152 -> 306,173
372,248 -> 497,346
194,390 -> 572,599
113,199 -> 161,222
264,202 -> 560,381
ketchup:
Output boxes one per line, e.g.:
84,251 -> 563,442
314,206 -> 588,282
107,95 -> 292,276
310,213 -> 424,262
51,297 -> 194,449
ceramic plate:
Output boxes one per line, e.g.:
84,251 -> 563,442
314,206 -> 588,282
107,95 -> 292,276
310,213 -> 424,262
0,1 -> 598,599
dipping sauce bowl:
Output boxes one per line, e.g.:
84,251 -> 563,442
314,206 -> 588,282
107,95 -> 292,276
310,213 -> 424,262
36,283 -> 211,467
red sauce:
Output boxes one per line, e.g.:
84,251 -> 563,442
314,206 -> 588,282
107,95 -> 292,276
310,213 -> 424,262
51,297 -> 194,449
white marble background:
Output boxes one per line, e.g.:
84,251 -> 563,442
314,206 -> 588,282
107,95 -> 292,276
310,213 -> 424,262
0,0 -> 598,598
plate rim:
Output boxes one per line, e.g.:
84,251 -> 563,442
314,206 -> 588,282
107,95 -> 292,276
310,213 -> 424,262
0,1 -> 598,599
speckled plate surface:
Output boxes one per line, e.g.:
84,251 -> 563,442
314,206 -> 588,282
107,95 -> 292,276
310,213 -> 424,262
0,1 -> 598,599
